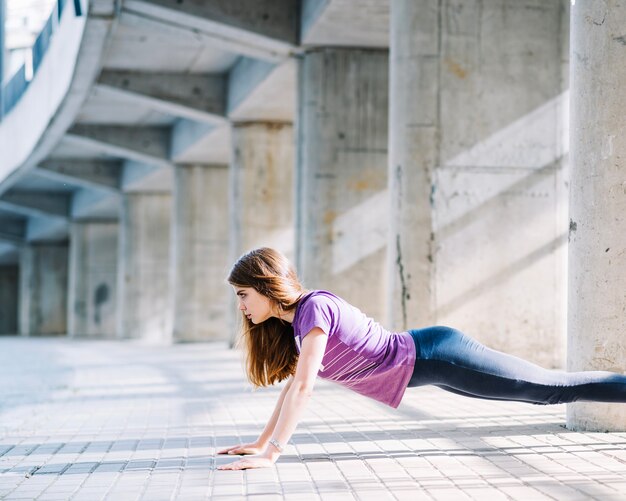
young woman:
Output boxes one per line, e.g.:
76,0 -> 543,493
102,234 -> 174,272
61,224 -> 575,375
217,247 -> 626,471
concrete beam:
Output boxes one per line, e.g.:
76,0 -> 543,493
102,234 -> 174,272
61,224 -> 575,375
121,161 -> 173,193
170,121 -> 231,164
227,57 -> 295,121
227,57 -> 276,114
170,120 -> 215,162
120,0 -> 299,62
301,0 -> 389,48
0,245 -> 18,265
0,191 -> 70,220
35,159 -> 122,194
26,217 -> 69,242
96,71 -> 227,124
0,231 -> 24,247
71,188 -> 120,220
65,125 -> 171,168
0,216 -> 26,247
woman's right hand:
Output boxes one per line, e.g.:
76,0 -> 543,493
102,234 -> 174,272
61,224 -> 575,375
217,441 -> 266,456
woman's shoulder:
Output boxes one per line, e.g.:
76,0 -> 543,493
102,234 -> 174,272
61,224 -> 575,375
294,290 -> 344,323
298,290 -> 344,308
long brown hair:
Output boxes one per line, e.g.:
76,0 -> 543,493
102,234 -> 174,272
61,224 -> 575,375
227,247 -> 307,387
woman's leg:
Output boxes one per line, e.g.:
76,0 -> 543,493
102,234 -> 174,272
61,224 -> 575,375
407,326 -> 626,405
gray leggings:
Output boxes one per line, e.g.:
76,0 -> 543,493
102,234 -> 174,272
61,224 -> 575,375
408,326 -> 626,404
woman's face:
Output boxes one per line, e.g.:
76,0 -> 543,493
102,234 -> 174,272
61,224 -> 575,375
233,286 -> 274,324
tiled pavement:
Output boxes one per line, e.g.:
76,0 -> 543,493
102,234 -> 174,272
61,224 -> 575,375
1,337 -> 626,501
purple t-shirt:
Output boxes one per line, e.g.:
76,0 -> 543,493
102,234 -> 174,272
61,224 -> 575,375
292,290 -> 416,408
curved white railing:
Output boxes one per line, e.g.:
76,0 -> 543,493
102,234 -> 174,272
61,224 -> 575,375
0,1 -> 86,183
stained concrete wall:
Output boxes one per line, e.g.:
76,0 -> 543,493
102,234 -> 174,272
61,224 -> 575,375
228,122 -> 295,345
297,48 -> 389,322
19,244 -> 68,336
117,193 -> 172,343
0,265 -> 18,334
172,164 -> 229,342
389,0 -> 569,367
566,0 -> 626,432
230,123 -> 295,259
68,222 -> 118,338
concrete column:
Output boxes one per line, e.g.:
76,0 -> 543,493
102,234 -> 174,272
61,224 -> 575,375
388,0 -> 569,367
297,49 -> 389,322
567,0 -> 626,432
172,164 -> 229,342
0,265 -> 18,334
68,222 -> 118,338
117,193 -> 172,343
19,244 -> 68,336
229,122 -> 294,344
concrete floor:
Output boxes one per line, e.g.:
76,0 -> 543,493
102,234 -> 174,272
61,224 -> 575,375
1,337 -> 625,500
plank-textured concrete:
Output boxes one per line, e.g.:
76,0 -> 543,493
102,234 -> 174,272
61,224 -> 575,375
117,193 -> 171,343
297,48 -> 389,322
228,122 -> 295,345
19,244 -> 68,336
172,164 -> 229,342
230,122 -> 295,259
68,222 -> 118,339
388,0 -> 569,368
567,0 -> 626,432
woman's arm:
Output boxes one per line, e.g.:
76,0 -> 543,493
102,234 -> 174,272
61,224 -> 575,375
257,375 -> 294,445
217,376 -> 294,455
218,327 -> 328,470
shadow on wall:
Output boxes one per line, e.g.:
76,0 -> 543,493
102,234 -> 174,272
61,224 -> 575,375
329,91 -> 569,288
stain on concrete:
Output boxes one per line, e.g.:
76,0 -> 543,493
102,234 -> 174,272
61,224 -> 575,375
585,1 -> 607,26
444,58 -> 468,79
94,283 -> 109,325
395,235 -> 408,330
395,164 -> 403,209
613,35 -> 626,46
323,210 -> 337,225
351,180 -> 370,191
568,219 -> 578,242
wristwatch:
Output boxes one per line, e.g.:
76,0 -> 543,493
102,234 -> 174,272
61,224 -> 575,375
269,438 -> 283,453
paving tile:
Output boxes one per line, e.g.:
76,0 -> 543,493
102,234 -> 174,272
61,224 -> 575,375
2,338 -> 626,500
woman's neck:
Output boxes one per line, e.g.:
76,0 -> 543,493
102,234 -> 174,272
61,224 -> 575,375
276,310 -> 295,324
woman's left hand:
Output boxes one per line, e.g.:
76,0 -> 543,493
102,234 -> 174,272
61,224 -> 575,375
217,455 -> 275,471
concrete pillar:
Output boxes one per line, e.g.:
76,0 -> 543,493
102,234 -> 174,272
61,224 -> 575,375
68,222 -> 118,338
0,265 -> 18,334
228,122 -> 295,344
117,193 -> 172,343
296,49 -> 389,322
172,164 -> 229,342
19,244 -> 68,336
388,0 -> 569,367
567,0 -> 626,432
